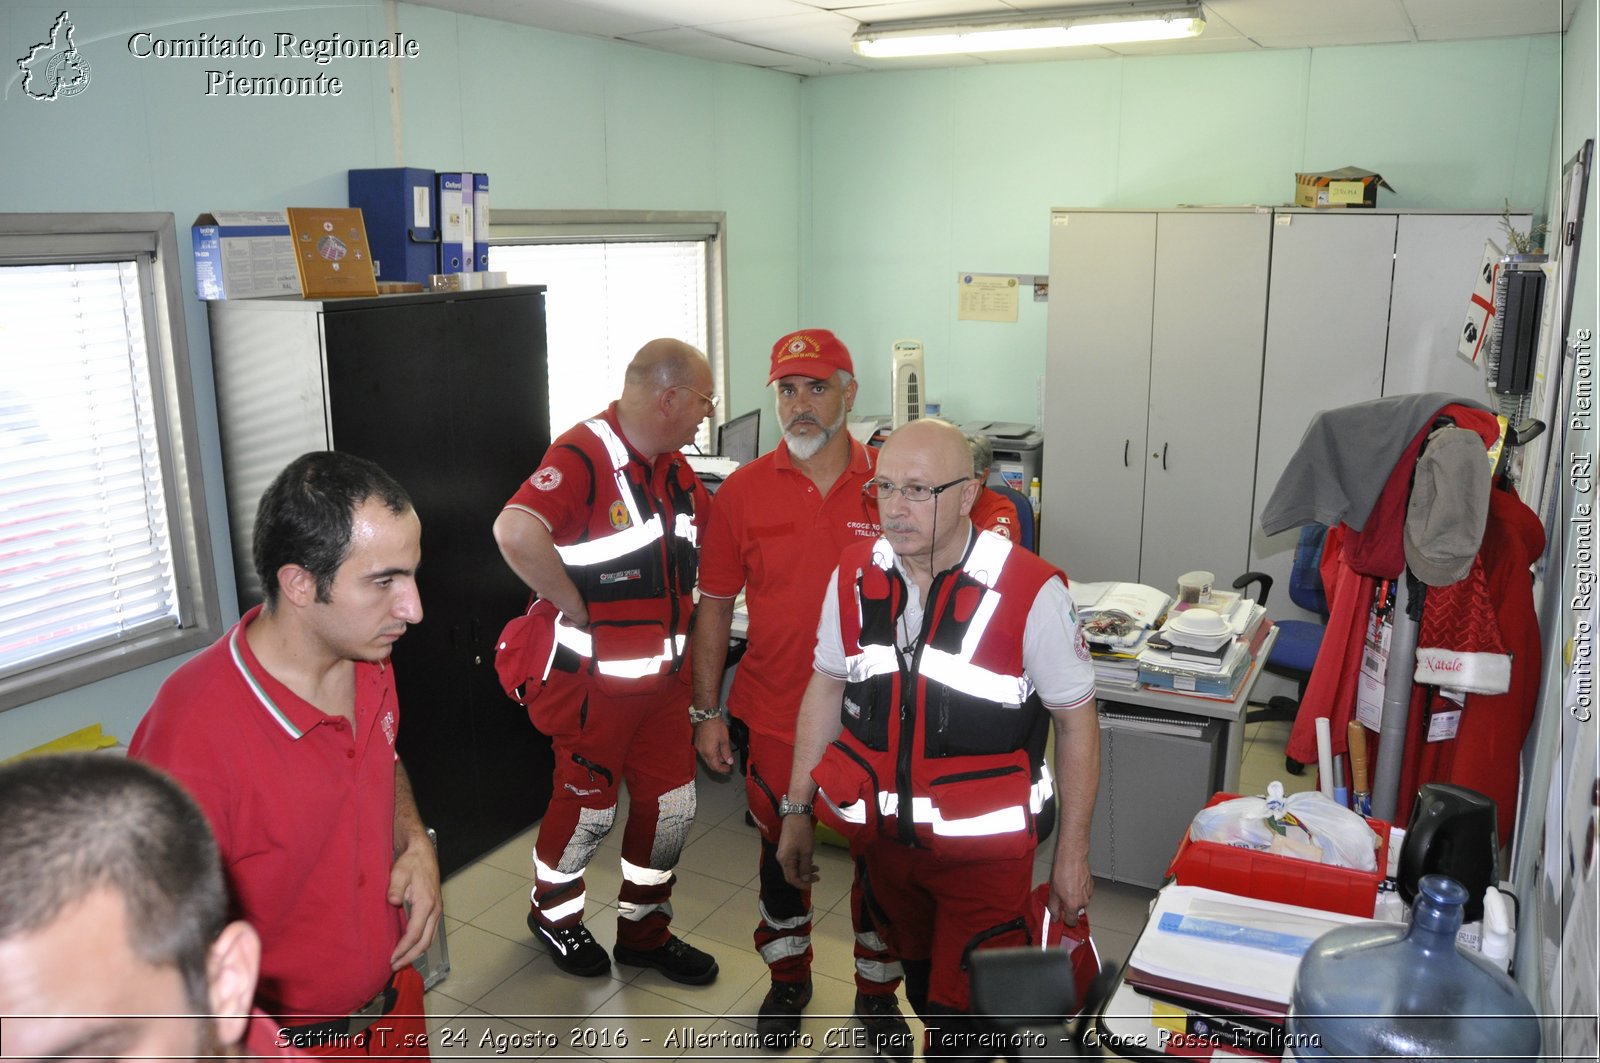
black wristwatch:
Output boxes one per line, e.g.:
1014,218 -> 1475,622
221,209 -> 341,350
778,796 -> 813,817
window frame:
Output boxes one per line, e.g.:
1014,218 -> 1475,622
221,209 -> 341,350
488,209 -> 729,432
0,212 -> 222,711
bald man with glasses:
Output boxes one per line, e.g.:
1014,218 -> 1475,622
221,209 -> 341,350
777,418 -> 1100,1061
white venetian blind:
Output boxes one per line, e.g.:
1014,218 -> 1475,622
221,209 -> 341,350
0,260 -> 181,678
494,240 -> 712,450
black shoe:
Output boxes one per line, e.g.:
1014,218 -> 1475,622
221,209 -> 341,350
612,934 -> 720,985
757,980 -> 813,1051
855,991 -> 913,1062
528,912 -> 611,977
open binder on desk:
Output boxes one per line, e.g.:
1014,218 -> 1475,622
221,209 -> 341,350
1126,885 -> 1366,1019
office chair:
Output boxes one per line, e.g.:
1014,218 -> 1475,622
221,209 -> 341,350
996,484 -> 1037,552
1233,523 -> 1329,775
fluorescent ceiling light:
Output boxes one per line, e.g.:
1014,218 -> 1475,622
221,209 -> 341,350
851,3 -> 1205,58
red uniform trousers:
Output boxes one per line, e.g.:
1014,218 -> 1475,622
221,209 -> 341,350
854,839 -> 1033,1046
530,668 -> 696,951
294,966 -> 429,1060
742,726 -> 903,997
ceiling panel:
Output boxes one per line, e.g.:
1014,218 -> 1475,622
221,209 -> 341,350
409,0 -> 670,37
1402,0 -> 1569,37
403,0 -> 1583,76
837,0 -> 1030,21
617,27 -> 818,66
698,10 -> 863,61
1208,0 -> 1413,43
590,0 -> 819,24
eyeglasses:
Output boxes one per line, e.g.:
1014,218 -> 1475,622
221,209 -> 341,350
672,385 -> 720,409
861,476 -> 970,502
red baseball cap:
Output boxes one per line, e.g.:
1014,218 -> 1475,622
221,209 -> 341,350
768,328 -> 854,384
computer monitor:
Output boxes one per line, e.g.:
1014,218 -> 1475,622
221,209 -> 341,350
717,408 -> 761,465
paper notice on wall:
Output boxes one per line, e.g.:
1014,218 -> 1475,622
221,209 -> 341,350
957,273 -> 1019,322
1457,238 -> 1505,365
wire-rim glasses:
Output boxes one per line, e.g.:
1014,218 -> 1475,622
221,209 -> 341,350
861,476 -> 970,502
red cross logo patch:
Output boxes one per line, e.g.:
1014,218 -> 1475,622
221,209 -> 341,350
532,466 -> 562,491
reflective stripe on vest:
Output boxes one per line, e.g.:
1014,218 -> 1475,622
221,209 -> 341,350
846,532 -> 1030,704
828,766 -> 1054,837
674,511 -> 699,549
553,624 -> 688,677
553,419 -> 662,569
845,643 -> 899,684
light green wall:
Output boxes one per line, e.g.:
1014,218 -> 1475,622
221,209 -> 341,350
800,37 -> 1563,426
0,0 -> 801,755
0,1 -> 1580,757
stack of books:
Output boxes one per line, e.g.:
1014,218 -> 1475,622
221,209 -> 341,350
1137,598 -> 1270,699
1070,582 -> 1173,689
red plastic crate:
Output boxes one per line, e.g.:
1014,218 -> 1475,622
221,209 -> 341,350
1165,792 -> 1390,917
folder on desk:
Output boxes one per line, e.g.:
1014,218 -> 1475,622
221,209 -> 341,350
1126,885 -> 1364,1018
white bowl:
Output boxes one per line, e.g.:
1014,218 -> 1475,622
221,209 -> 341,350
1170,608 -> 1229,637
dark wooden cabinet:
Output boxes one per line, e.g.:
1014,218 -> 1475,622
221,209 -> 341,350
209,287 -> 553,874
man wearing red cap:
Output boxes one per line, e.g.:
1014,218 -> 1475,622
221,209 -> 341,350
693,329 -> 911,1055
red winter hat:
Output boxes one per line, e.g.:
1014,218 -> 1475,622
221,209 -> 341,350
768,329 -> 854,384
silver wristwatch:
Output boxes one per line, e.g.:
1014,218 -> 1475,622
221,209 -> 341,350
688,705 -> 723,725
778,796 -> 813,817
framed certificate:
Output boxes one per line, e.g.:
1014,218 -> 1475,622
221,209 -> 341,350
286,207 -> 378,298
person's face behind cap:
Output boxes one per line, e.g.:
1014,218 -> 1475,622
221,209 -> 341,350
874,423 -> 976,561
776,371 -> 855,454
0,888 -> 233,1060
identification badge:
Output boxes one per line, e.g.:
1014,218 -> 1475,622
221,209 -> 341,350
1356,605 -> 1391,732
1427,709 -> 1462,742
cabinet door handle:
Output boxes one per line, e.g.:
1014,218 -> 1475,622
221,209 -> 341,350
1162,443 -> 1168,471
1123,439 -> 1130,467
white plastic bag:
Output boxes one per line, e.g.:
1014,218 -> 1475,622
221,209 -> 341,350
1189,782 -> 1379,872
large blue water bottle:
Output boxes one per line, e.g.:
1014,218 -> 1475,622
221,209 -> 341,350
1286,874 -> 1540,1061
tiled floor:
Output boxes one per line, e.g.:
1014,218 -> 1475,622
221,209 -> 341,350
421,720 -> 1315,1059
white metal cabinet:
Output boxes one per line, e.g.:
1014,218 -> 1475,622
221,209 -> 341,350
1249,212 -> 1399,614
1042,211 -> 1156,583
1043,209 -> 1270,594
1384,212 -> 1528,398
1248,210 -> 1524,621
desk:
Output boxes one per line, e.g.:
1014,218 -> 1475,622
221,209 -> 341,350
1089,627 -> 1278,888
1095,625 -> 1277,796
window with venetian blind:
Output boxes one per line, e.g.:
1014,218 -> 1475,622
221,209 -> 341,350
0,214 -> 220,711
490,211 -> 725,453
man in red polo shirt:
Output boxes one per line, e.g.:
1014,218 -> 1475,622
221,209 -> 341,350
692,329 -> 911,1055
131,451 -> 439,1057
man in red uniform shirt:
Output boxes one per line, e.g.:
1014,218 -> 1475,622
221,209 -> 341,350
966,433 -> 1021,541
132,451 -> 440,1057
779,419 -> 1100,1061
0,754 -> 310,1060
692,329 -> 912,1054
493,338 -> 719,985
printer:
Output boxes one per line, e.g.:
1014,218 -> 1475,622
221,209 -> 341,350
961,420 -> 1043,494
